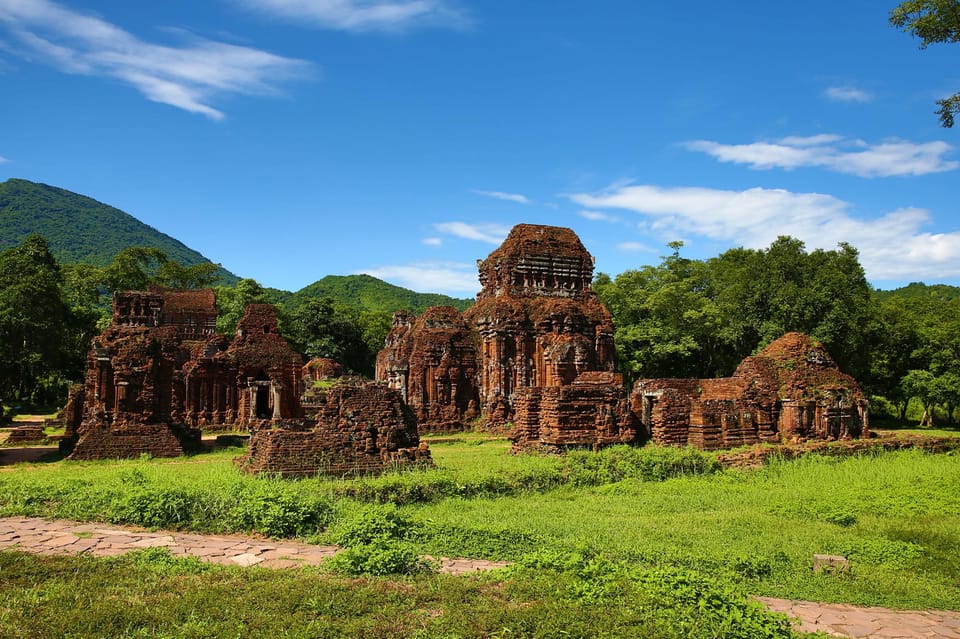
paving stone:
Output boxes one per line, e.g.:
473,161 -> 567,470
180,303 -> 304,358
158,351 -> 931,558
129,536 -> 175,548
259,558 -> 306,569
230,553 -> 264,567
45,535 -> 82,548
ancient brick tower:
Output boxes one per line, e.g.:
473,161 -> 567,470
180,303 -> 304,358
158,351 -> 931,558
463,224 -> 617,425
376,306 -> 479,432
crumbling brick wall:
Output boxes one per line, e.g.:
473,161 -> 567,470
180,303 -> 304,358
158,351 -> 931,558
238,381 -> 431,477
631,332 -> 868,451
375,307 -> 479,432
511,372 -> 637,451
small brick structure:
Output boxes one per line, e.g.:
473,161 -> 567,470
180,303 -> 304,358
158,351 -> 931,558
64,292 -> 303,460
238,380 -> 431,477
376,306 -> 479,432
5,424 -> 46,445
510,372 -> 638,452
303,358 -> 344,383
632,332 -> 869,451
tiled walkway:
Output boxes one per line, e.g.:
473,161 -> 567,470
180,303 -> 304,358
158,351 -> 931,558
2,516 -> 959,637
0,516 -> 507,573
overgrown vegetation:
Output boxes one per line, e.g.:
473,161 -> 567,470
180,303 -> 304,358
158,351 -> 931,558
594,239 -> 960,425
0,549 -> 798,639
2,441 -> 958,611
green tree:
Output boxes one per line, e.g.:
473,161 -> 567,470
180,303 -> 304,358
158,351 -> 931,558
100,246 -> 168,293
215,278 -> 270,335
863,296 -> 922,420
0,235 -> 73,404
285,297 -> 372,375
154,260 -> 220,289
890,0 -> 960,126
595,243 -> 728,380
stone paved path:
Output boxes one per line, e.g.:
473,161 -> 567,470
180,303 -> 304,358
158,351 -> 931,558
0,516 -> 508,574
756,596 -> 960,638
2,517 -> 959,637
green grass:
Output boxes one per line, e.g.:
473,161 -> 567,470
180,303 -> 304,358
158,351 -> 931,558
1,439 -> 958,613
0,550 -> 797,639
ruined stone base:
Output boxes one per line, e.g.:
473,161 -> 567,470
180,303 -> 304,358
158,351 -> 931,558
66,422 -> 202,460
510,373 -> 638,452
237,423 -> 432,478
4,425 -> 47,445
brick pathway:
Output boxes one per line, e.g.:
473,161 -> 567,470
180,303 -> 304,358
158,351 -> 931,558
0,516 -> 508,574
2,516 -> 959,637
756,596 -> 960,639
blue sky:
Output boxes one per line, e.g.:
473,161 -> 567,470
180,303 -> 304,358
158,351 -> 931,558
1,0 -> 958,296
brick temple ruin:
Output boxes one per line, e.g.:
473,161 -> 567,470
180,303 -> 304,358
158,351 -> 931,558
377,224 -> 636,449
631,332 -> 869,450
65,288 -> 428,474
64,292 -> 304,460
376,224 -> 868,452
237,380 -> 430,477
376,306 -> 480,432
63,225 -> 870,464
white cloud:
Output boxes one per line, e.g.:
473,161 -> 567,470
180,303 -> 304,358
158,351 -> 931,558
0,154 -> 7,163
617,241 -> 654,252
230,0 -> 466,32
570,184 -> 960,282
421,237 -> 442,246
0,0 -> 311,119
823,86 -> 873,103
433,221 -> 510,244
357,262 -> 479,295
685,135 -> 958,178
579,210 -> 620,223
472,189 -> 531,205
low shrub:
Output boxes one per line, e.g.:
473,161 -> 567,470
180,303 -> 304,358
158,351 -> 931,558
326,505 -> 435,576
563,445 -> 721,485
327,539 -> 435,576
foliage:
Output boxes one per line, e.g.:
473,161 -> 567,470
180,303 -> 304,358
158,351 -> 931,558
214,278 -> 271,335
290,273 -> 473,315
0,178 -> 237,283
285,296 -> 373,375
596,237 -> 872,381
326,505 -> 433,576
1,443 -> 959,609
0,549 -> 801,639
0,234 -> 87,404
890,0 -> 960,126
0,460 -> 335,537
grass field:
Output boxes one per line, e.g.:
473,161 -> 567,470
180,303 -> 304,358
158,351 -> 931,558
1,437 -> 958,637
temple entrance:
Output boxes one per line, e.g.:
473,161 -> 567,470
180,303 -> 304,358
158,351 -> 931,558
253,371 -> 272,419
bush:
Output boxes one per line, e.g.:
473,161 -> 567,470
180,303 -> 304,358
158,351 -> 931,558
326,505 -> 435,576
228,484 -> 334,538
327,539 -> 434,576
564,445 -> 721,485
330,504 -> 418,546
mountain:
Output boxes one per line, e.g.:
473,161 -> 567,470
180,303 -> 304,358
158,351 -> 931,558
291,274 -> 474,314
873,282 -> 960,303
0,178 -> 472,313
0,178 -> 238,284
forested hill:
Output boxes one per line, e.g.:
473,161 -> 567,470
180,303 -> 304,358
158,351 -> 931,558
292,274 -> 474,314
873,282 -> 960,302
0,178 -> 238,285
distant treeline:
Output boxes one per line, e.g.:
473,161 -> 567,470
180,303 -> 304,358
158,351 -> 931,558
2,233 -> 958,426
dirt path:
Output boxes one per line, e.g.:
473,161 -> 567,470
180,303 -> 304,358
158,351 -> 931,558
1,516 -> 958,637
